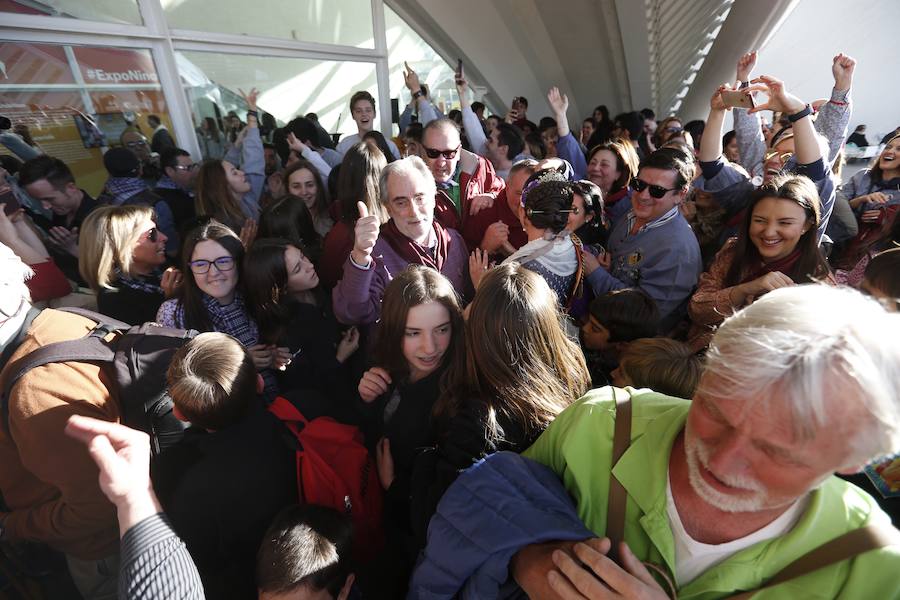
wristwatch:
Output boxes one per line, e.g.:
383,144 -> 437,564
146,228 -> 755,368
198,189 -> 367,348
412,88 -> 425,100
787,104 -> 812,123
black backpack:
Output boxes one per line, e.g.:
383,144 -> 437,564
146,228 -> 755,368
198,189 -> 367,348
1,307 -> 196,455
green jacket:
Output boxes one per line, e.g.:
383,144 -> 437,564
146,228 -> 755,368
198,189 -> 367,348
523,387 -> 900,599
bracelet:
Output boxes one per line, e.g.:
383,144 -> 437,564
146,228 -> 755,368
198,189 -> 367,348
246,109 -> 258,119
787,104 -> 812,123
412,88 -> 424,100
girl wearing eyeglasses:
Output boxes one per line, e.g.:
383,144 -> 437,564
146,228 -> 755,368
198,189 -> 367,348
156,220 -> 274,373
79,205 -> 180,325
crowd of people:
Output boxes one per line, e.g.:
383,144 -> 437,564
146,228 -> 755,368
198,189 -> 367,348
0,49 -> 899,600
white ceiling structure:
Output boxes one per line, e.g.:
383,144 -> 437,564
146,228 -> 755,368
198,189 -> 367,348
388,0 -> 798,121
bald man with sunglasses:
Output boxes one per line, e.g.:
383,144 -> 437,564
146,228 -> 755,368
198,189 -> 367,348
585,148 -> 702,333
420,118 -> 506,250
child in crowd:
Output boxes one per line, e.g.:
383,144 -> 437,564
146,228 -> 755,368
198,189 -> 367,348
152,332 -> 298,600
256,504 -> 358,600
611,337 -> 702,398
243,237 -> 361,416
411,263 -> 590,547
355,265 -> 465,594
580,287 -> 660,386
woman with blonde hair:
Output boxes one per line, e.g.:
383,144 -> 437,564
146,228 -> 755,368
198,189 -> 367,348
411,262 -> 590,544
79,204 -> 180,324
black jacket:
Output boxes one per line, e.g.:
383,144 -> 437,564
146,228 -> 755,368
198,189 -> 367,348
151,405 -> 298,600
97,284 -> 164,326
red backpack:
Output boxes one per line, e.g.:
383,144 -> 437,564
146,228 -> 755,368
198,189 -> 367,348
268,396 -> 384,561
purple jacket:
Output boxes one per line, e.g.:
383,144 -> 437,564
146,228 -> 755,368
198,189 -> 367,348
332,226 -> 469,325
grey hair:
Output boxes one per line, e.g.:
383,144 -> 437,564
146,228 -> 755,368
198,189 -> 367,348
378,155 -> 436,206
700,284 -> 900,468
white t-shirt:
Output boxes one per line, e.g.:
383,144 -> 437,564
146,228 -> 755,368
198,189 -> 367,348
335,132 -> 400,160
665,474 -> 808,586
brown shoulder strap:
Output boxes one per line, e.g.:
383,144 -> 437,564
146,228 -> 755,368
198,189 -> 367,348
606,387 -> 632,563
728,523 -> 900,599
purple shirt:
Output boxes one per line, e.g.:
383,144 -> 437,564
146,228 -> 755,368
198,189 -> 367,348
332,226 -> 469,325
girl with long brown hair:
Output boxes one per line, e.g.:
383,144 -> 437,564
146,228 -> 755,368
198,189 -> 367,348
411,262 -> 590,544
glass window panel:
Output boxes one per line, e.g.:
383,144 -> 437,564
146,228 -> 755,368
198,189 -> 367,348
0,42 -> 175,196
164,0 -> 374,49
0,0 -> 142,25
385,4 -> 460,134
176,50 -> 380,160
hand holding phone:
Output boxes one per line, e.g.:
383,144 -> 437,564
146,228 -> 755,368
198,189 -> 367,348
721,89 -> 755,110
455,58 -> 464,81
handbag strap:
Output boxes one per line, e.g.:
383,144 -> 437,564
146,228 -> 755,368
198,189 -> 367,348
606,387 -> 632,564
728,523 -> 900,599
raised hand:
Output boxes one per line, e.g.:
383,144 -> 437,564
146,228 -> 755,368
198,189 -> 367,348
403,61 -> 422,93
358,367 -> 392,403
238,87 -> 259,111
746,75 -> 806,115
286,131 -> 307,154
736,50 -> 758,82
547,87 -> 569,117
831,53 -> 856,91
351,201 -> 379,266
710,83 -> 734,112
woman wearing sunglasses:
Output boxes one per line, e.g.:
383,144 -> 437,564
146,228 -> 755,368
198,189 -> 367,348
79,205 -> 180,325
156,220 -> 274,373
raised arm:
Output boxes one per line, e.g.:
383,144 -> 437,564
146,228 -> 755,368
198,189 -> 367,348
748,75 -> 820,165
815,53 -> 855,163
238,88 -> 265,218
404,62 -> 440,127
548,87 -> 587,179
699,84 -> 730,163
733,51 -> 766,178
457,75 -> 488,157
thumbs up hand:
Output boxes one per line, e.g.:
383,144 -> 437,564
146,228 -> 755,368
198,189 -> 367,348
351,201 -> 379,267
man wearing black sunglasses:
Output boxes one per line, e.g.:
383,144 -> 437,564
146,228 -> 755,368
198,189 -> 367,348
420,118 -> 505,250
584,148 -> 702,332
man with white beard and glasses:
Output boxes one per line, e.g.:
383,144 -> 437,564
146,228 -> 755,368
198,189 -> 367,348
506,285 -> 900,599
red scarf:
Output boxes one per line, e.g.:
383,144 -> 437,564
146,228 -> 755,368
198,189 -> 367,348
605,187 -> 629,207
741,247 -> 802,283
380,219 -> 452,271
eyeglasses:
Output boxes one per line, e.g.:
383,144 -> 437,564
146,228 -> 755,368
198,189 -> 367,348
665,127 -> 684,135
764,150 -> 794,163
188,256 -> 235,274
630,178 -> 679,199
143,228 -> 159,243
173,163 -> 199,171
126,140 -> 148,148
423,145 -> 461,160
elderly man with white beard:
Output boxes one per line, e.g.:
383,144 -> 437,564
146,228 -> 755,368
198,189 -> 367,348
504,284 -> 900,599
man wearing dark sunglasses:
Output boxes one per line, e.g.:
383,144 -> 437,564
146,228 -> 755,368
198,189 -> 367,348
584,148 -> 702,332
420,118 -> 505,249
